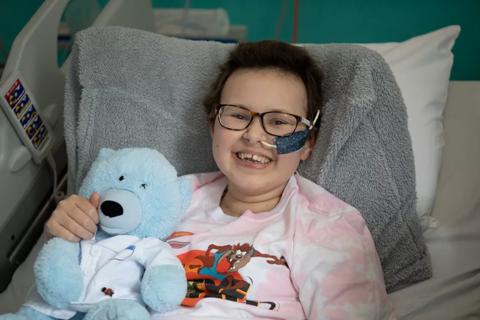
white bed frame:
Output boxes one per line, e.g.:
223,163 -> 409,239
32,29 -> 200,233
0,0 -> 155,294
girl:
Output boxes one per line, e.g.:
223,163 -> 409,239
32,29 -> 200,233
46,41 -> 394,319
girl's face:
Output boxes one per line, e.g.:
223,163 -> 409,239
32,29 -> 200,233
211,68 -> 313,199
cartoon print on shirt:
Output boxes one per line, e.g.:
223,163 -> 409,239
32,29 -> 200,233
204,243 -> 287,271
168,233 -> 285,310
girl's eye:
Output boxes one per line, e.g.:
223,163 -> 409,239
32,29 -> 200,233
119,176 -> 125,181
269,118 -> 289,126
140,183 -> 147,189
274,120 -> 288,125
268,115 -> 297,127
231,113 -> 249,121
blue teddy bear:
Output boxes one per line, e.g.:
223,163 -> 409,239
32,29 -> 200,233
1,148 -> 191,320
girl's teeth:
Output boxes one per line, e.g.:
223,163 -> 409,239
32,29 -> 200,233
237,153 -> 271,164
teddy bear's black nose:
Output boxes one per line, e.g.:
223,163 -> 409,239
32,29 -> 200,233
100,200 -> 124,218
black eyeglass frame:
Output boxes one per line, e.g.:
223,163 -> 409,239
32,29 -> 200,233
215,104 -> 314,137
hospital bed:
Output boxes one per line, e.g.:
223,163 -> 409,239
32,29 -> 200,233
0,0 -> 479,318
0,0 -> 154,297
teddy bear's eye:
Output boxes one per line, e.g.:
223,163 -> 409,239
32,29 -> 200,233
119,175 -> 125,181
140,183 -> 147,189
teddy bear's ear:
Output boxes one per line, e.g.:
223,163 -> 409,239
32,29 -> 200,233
97,148 -> 115,160
178,175 -> 193,213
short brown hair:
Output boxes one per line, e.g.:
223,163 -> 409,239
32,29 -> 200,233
203,40 -> 323,136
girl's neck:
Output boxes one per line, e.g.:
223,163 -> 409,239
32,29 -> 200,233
219,182 -> 287,217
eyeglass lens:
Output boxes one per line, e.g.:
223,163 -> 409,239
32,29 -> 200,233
219,105 -> 302,136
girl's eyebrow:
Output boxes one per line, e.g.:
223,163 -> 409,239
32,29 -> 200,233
221,102 -> 293,114
258,106 -> 306,117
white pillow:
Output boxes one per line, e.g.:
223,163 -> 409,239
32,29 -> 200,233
360,25 -> 460,229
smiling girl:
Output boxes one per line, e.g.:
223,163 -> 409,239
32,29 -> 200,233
45,40 -> 394,319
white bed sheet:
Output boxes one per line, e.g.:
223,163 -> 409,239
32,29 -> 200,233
390,81 -> 480,319
1,82 -> 479,318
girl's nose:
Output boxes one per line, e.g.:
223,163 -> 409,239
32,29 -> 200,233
242,116 -> 270,145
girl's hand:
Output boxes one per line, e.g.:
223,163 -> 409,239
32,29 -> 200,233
45,193 -> 100,242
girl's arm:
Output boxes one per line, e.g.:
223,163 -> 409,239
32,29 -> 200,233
291,206 -> 396,320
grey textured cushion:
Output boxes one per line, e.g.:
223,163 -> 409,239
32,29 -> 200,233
64,26 -> 431,292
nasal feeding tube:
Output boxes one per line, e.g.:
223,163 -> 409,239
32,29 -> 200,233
260,110 -> 320,154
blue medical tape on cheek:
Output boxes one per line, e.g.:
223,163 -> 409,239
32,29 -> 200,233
274,130 -> 309,154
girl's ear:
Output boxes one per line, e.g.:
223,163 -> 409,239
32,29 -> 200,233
300,146 -> 312,161
300,135 -> 316,160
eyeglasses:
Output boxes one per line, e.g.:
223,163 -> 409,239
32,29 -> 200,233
216,104 -> 315,137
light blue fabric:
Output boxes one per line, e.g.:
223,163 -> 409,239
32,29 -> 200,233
0,305 -> 74,320
83,300 -> 149,320
97,188 -> 143,234
34,238 -> 83,309
0,312 -> 27,320
141,265 -> 187,313
1,306 -> 52,320
79,148 -> 192,239
2,148 -> 190,319
19,306 -> 60,320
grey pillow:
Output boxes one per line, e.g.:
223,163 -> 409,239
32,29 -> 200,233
64,26 -> 431,292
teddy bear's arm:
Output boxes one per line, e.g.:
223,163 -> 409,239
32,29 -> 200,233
137,239 -> 187,313
34,237 -> 84,309
141,264 -> 187,313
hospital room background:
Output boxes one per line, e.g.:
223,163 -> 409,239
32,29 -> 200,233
0,0 -> 479,318
2,0 -> 480,80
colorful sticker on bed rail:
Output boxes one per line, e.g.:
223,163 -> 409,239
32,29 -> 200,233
12,92 -> 31,119
19,104 -> 37,128
25,114 -> 43,139
4,79 -> 25,108
32,124 -> 48,149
